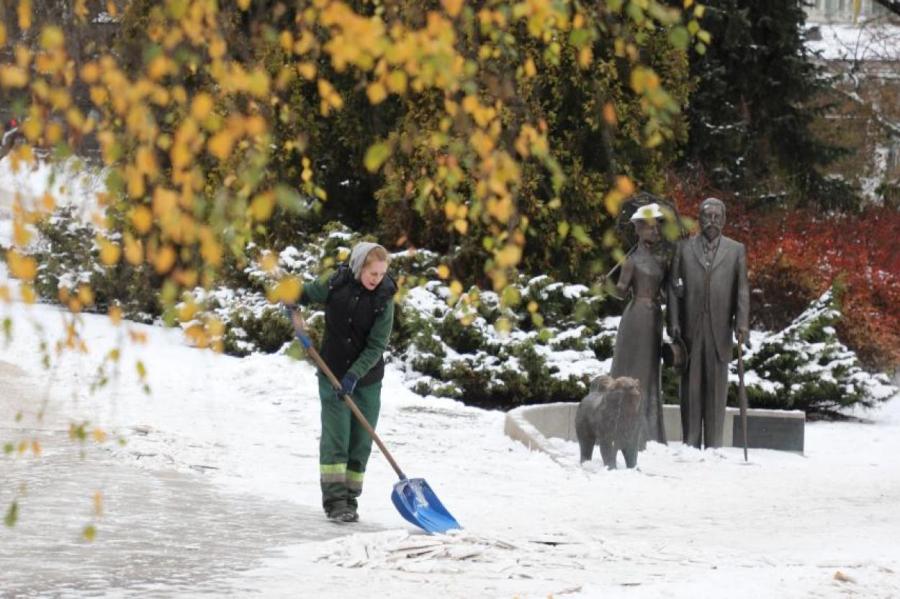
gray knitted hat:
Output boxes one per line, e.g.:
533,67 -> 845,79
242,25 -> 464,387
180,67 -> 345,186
349,241 -> 386,279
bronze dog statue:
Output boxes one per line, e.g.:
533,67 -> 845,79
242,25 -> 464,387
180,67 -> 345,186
575,375 -> 643,469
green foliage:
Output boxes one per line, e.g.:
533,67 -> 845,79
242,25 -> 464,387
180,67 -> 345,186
683,0 -> 854,208
27,209 -> 894,416
31,207 -> 93,299
30,207 -> 160,322
589,334 -> 615,361
373,23 -> 692,282
551,332 -> 587,352
733,292 -> 894,418
4,0 -> 708,408
139,0 -> 695,284
393,268 -> 619,409
439,314 -> 487,354
661,367 -> 680,405
222,306 -> 294,358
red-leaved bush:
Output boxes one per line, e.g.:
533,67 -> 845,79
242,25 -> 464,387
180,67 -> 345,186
669,178 -> 900,371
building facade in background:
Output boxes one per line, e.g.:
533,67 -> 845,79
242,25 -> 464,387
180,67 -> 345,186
806,0 -> 891,22
805,2 -> 900,205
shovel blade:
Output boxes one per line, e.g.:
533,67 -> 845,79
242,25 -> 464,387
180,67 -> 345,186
391,478 -> 461,534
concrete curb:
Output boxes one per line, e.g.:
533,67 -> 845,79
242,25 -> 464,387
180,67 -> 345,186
503,403 -> 578,465
505,403 -> 805,460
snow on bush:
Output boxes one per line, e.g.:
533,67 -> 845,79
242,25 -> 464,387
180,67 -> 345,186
22,212 -> 897,414
735,290 -> 896,418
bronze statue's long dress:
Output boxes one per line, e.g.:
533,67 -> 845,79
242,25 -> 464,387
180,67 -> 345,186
610,248 -> 667,449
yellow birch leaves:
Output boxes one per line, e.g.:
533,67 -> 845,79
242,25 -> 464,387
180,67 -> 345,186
0,0 -> 700,354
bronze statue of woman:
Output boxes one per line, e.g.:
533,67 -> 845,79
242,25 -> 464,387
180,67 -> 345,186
609,201 -> 669,449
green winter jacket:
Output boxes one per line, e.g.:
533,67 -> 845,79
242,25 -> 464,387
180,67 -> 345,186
300,266 -> 395,385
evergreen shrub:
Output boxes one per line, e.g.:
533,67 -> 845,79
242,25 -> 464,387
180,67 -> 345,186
731,292 -> 895,418
30,207 -> 159,322
27,214 -> 895,415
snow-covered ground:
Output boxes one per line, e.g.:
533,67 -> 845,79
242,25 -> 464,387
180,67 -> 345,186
806,21 -> 900,62
0,156 -> 106,251
1,154 -> 899,595
0,156 -> 105,215
1,295 -> 899,597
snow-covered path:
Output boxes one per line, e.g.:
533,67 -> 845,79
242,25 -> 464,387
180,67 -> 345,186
1,301 -> 898,597
0,360 -> 385,597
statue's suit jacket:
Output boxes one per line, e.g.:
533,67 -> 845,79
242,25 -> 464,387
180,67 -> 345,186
668,234 -> 749,363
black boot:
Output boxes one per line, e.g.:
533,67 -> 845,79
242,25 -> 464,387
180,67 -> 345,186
338,507 -> 358,523
326,504 -> 358,523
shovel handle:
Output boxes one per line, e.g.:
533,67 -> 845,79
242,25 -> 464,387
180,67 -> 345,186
289,310 -> 407,480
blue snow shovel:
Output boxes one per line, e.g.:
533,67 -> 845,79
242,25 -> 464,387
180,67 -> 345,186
288,311 -> 462,535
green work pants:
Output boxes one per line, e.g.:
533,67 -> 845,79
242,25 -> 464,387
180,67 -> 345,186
318,374 -> 381,514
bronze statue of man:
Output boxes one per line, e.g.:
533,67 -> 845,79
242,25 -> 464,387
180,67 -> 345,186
667,197 -> 749,448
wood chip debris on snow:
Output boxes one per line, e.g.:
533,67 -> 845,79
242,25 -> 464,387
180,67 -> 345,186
315,529 -> 585,575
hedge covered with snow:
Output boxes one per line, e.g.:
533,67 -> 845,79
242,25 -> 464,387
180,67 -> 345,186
20,213 -> 898,415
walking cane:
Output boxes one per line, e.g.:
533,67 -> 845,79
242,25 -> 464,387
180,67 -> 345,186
737,338 -> 749,462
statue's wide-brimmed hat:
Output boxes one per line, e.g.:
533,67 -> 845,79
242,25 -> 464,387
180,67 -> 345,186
662,337 -> 687,372
615,192 -> 686,251
629,202 -> 665,222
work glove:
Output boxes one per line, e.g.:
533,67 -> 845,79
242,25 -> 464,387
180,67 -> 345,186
340,373 -> 359,397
